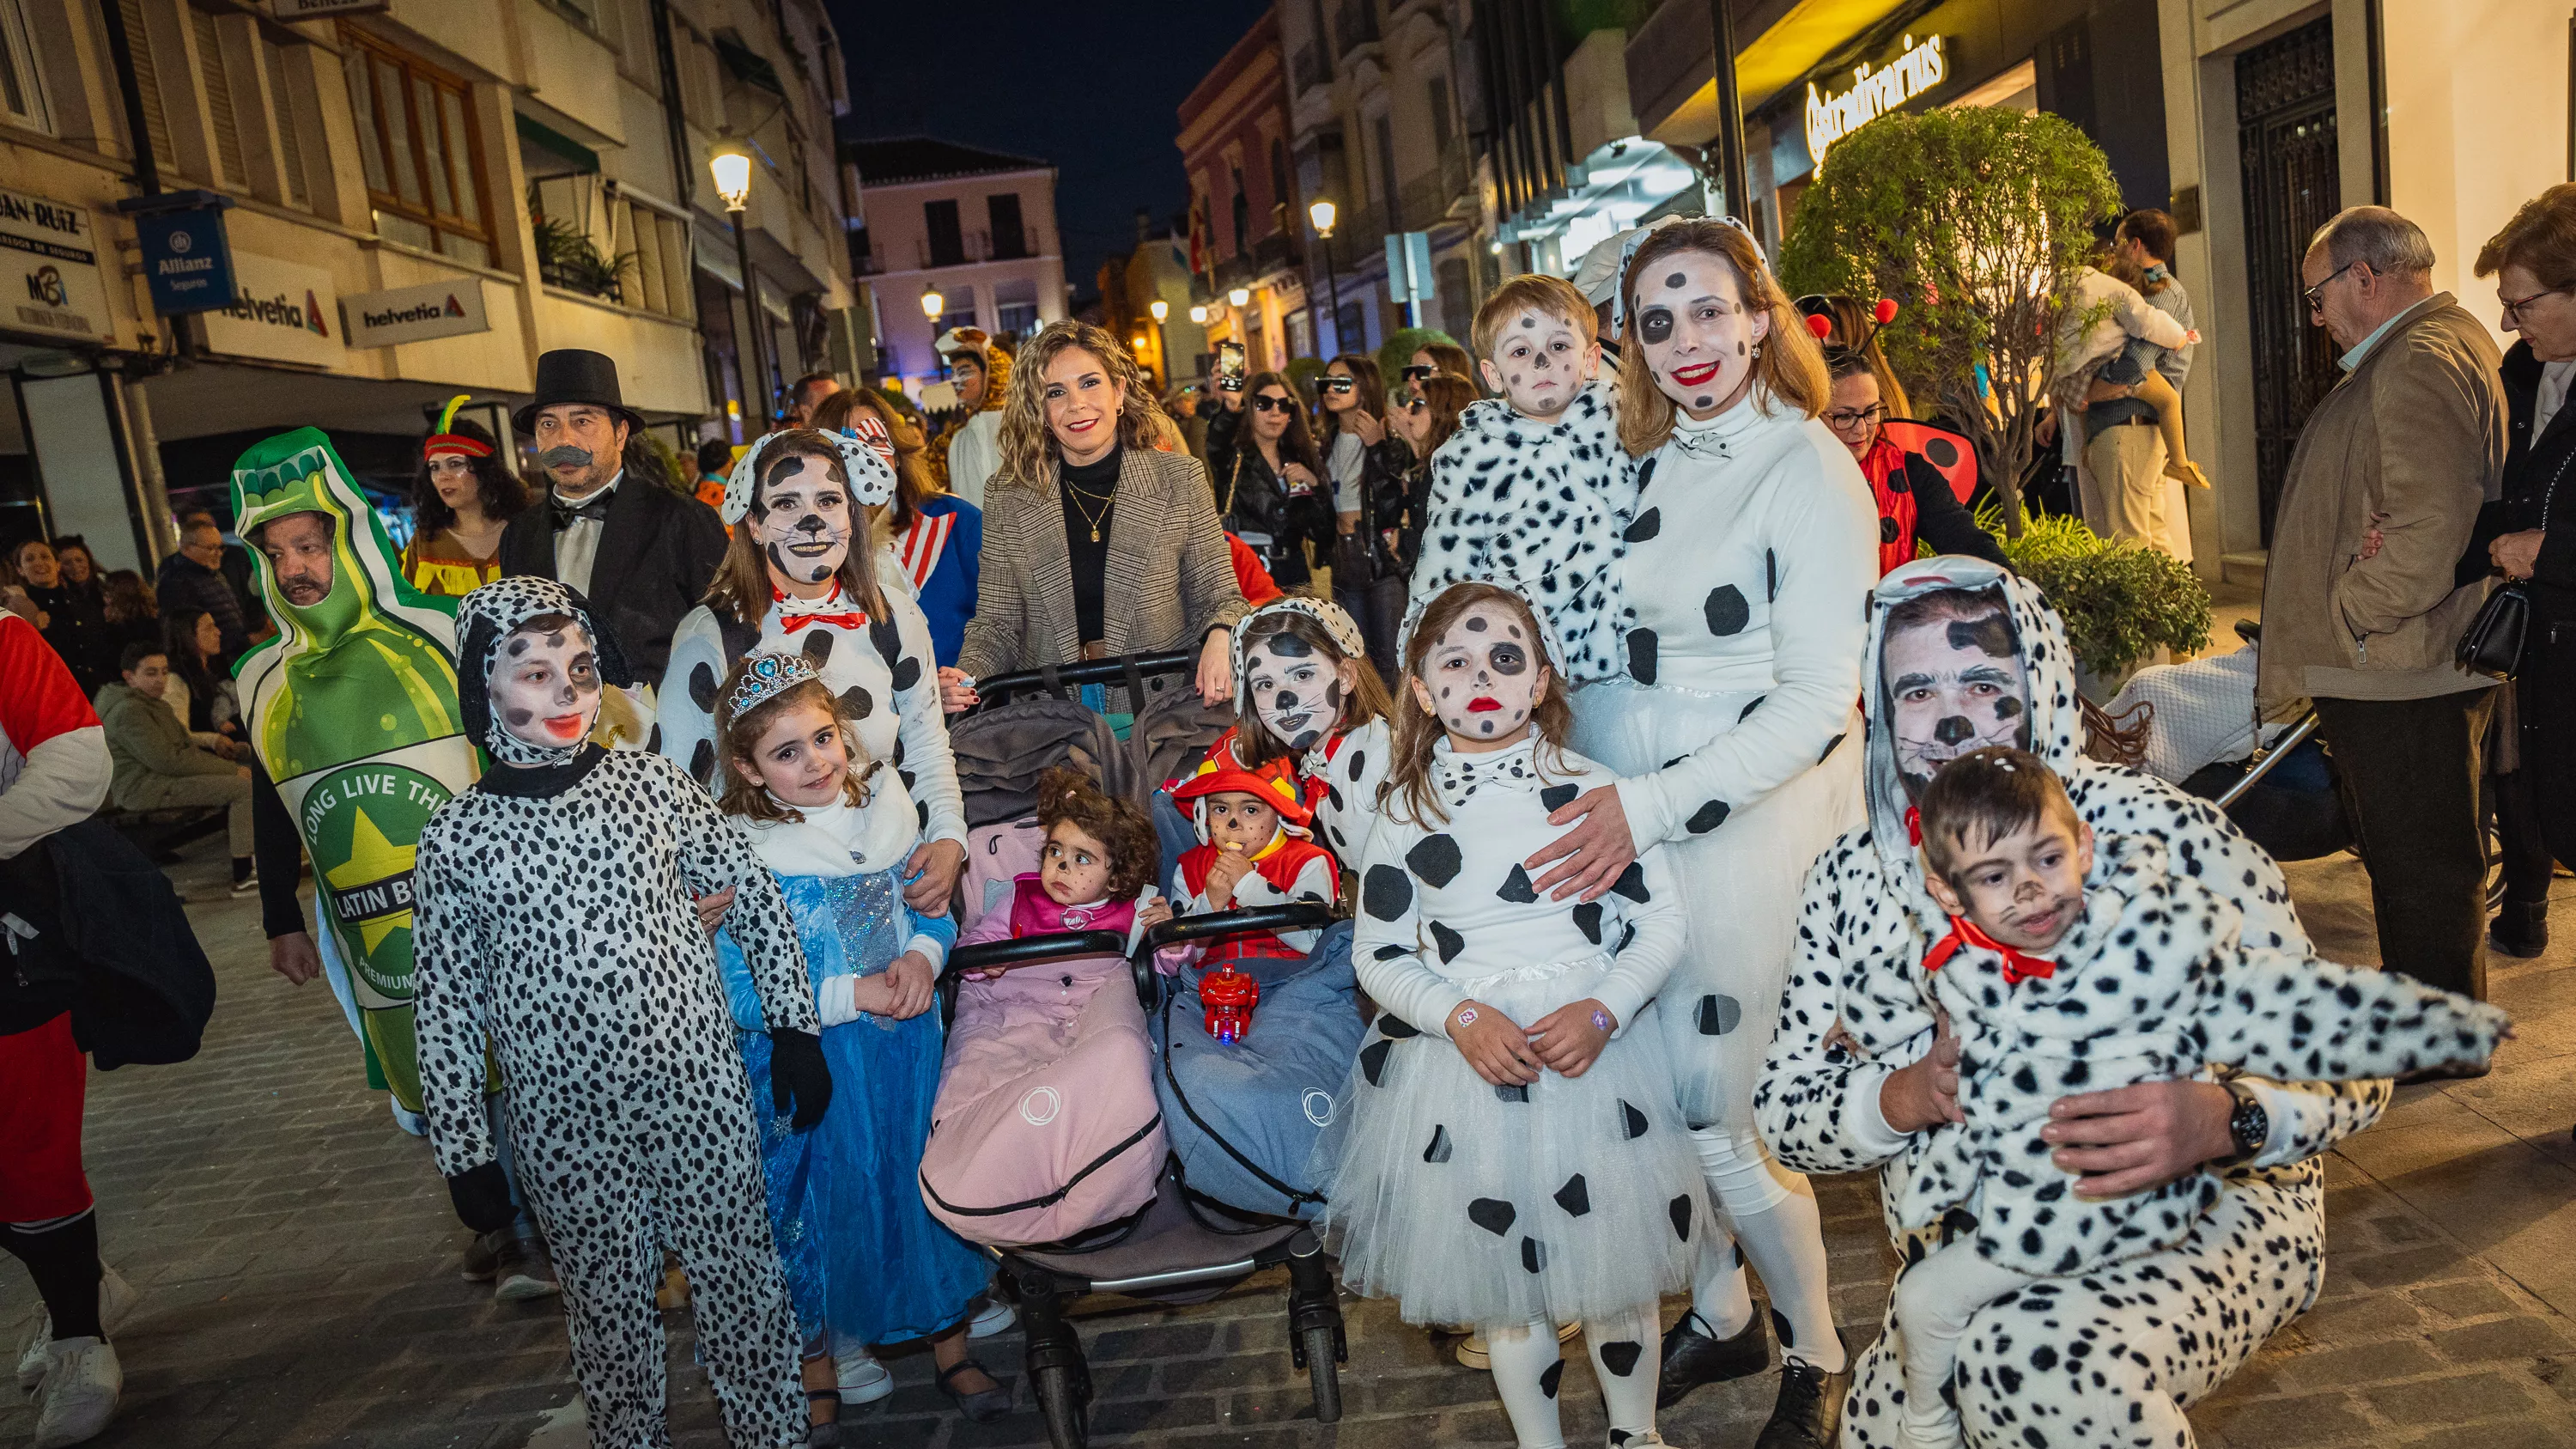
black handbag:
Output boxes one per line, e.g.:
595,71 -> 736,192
2457,581 -> 2530,679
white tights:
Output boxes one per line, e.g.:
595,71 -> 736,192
1485,1303 -> 1662,1449
1687,1124 -> 1844,1373
1891,1242 -> 2035,1448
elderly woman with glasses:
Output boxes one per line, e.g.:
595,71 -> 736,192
1822,350 -> 2008,575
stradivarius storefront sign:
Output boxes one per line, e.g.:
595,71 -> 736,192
1806,33 -> 1947,167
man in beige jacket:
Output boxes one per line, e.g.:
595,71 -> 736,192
2258,206 -> 2506,1000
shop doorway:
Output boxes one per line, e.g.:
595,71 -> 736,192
2234,15 -> 2342,544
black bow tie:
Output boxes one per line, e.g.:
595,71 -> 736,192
552,492 -> 614,529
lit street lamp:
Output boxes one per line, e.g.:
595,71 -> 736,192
711,139 -> 772,429
920,285 -> 945,320
1307,198 -> 1341,355
1228,285 -> 1251,308
1148,298 -> 1170,387
1188,303 -> 1208,325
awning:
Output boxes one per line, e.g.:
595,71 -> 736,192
715,33 -> 786,96
515,113 -> 599,179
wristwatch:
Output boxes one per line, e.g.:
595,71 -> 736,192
2217,1081 -> 2269,1167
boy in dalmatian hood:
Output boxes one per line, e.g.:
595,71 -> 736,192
413,577 -> 829,1449
1754,557 -> 2403,1449
1406,272 -> 1638,685
1871,745 -> 2504,1449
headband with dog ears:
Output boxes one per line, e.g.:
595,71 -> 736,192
1394,576 -> 1569,681
720,423 -> 898,525
1230,596 -> 1368,716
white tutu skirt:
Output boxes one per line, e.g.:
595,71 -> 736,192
1312,955 -> 1710,1328
1571,679 -> 1865,1130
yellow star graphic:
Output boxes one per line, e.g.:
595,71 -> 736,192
325,806 -> 417,954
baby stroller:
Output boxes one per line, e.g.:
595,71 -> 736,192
2111,619 -> 2352,861
944,903 -> 1349,1449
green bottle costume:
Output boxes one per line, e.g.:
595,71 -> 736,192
232,428 -> 478,1111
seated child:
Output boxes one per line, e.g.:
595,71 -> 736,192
920,769 -> 1175,1246
1406,273 -> 1637,686
706,652 -> 1005,1428
1169,755 -> 1339,951
1880,747 -> 2509,1449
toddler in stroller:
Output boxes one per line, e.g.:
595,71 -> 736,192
919,770 -> 1175,1247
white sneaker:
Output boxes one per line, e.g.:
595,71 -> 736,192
15,1267 -> 139,1390
968,1297 -> 1017,1339
30,1336 -> 120,1448
834,1347 -> 893,1405
1609,1433 -> 1674,1448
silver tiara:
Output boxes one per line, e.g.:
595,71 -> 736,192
726,651 -> 818,718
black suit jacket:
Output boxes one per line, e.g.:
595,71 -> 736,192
499,476 -> 729,686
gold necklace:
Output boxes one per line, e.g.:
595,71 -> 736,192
1064,478 -> 1114,543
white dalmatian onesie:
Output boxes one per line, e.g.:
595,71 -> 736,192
1315,734 -> 1709,1447
1566,383 -> 1878,1371
1408,383 -> 1637,685
414,579 -> 817,1449
1754,560 -> 2396,1449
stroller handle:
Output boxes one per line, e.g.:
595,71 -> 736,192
1130,902 -> 1340,1010
947,928 -> 1133,976
972,650 -> 1200,709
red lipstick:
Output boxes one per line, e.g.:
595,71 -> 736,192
1672,361 -> 1722,387
1467,697 -> 1503,713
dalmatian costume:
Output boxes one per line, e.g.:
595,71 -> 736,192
1406,382 -> 1638,685
657,428 -> 968,853
413,578 -> 820,1449
1753,558 -> 2397,1449
1563,374 -> 1879,1378
1225,595 -> 1394,864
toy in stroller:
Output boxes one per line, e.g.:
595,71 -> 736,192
944,903 -> 1349,1449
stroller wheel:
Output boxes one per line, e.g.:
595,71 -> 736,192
1302,1324 -> 1344,1423
1034,1362 -> 1089,1449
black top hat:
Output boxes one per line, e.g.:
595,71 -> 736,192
514,349 -> 647,433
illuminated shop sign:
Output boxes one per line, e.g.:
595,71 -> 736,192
1806,33 -> 1948,167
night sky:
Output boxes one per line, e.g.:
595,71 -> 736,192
831,1 -> 1276,306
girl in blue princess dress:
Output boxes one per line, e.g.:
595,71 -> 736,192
708,651 -> 1007,1439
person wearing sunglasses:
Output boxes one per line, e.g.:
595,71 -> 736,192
2260,204 -> 2506,1004
1316,356 -> 1413,666
1217,373 -> 1337,591
1400,339 -> 1477,398
1388,374 -> 1476,569
1821,350 -> 2007,575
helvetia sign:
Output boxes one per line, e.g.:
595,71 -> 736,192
1806,33 -> 1947,168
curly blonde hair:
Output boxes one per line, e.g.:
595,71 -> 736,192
1616,219 -> 1829,457
994,321 -> 1174,489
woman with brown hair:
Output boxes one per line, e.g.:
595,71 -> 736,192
812,388 -> 984,667
1213,370 -> 1337,591
1533,216 -> 1877,1444
404,398 -> 530,596
943,320 -> 1247,715
1388,373 -> 1476,569
654,426 -> 969,927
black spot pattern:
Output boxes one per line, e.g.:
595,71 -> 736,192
1597,1341 -> 1643,1377
1668,1195 -> 1693,1241
1609,861 -> 1649,903
1428,921 -> 1466,963
1377,1012 -> 1420,1038
839,685 -> 873,721
1539,782 -> 1581,813
889,656 -> 921,692
1358,1038 -> 1394,1086
1554,1174 -> 1591,1216
1407,834 -> 1464,887
1539,1360 -> 1564,1399
1619,1099 -> 1648,1138
1423,1125 -> 1452,1163
687,662 -> 719,711
1496,863 -> 1540,903
1697,994 -> 1743,1035
689,739 -> 715,785
1819,732 -> 1846,764
1626,629 -> 1657,684
1573,901 -> 1604,945
1686,800 -> 1731,833
1520,1237 -> 1547,1273
1625,508 -> 1662,543
1704,585 -> 1751,636
799,630 -> 833,665
1467,1197 -> 1516,1235
1363,866 -> 1413,921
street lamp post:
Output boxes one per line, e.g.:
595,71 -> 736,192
1148,297 -> 1170,387
1307,198 -> 1340,356
710,142 -> 773,432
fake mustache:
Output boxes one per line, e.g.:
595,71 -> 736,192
539,446 -> 594,470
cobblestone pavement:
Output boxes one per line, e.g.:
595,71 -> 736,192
5,843 -> 2576,1449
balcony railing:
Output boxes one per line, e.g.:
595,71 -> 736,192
910,226 -> 1050,271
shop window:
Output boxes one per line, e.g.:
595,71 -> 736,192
342,26 -> 493,268
0,0 -> 52,133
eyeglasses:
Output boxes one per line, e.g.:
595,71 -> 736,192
2303,260 -> 2358,317
1251,393 -> 1295,413
1821,405 -> 1886,433
1400,364 -> 1435,381
2502,284 -> 2571,326
1318,376 -> 1356,393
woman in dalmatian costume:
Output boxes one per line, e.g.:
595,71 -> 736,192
657,424 -> 969,910
413,577 -> 829,1449
1317,579 -> 1707,1449
1534,216 -> 1877,1444
1753,557 -> 2396,1449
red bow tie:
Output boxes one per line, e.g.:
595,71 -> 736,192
780,610 -> 869,634
1923,915 -> 2057,987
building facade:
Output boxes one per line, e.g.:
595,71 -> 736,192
0,0 -> 854,569
1178,7 -> 1307,374
1097,213 -> 1208,392
847,135 -> 1067,398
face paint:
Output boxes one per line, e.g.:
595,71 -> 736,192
489,622 -> 603,749
1202,791 -> 1282,855
538,445 -> 593,472
750,452 -> 853,587
1631,249 -> 1768,419
1413,600 -> 1544,749
1478,307 -> 1598,421
1246,635 -> 1343,752
1882,611 -> 2032,790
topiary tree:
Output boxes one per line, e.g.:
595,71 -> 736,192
1778,107 -> 2124,537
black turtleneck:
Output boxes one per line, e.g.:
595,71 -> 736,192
1059,447 -> 1121,647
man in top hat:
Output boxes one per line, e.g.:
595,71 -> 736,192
499,350 -> 727,690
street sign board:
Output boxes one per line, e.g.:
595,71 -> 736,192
0,187 -> 114,344
342,277 -> 490,349
137,204 -> 236,314
1384,230 -> 1434,304
201,249 -> 344,367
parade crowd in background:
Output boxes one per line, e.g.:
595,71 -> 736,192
9,182 -> 2576,1449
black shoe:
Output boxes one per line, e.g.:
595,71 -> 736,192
1753,1354 -> 1849,1449
936,1357 -> 1011,1424
493,1233 -> 561,1301
2492,900 -> 2548,959
460,1228 -> 503,1282
1656,1310 -> 1770,1409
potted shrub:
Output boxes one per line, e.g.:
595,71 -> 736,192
1777,107 -> 2124,536
1979,503 -> 2213,695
